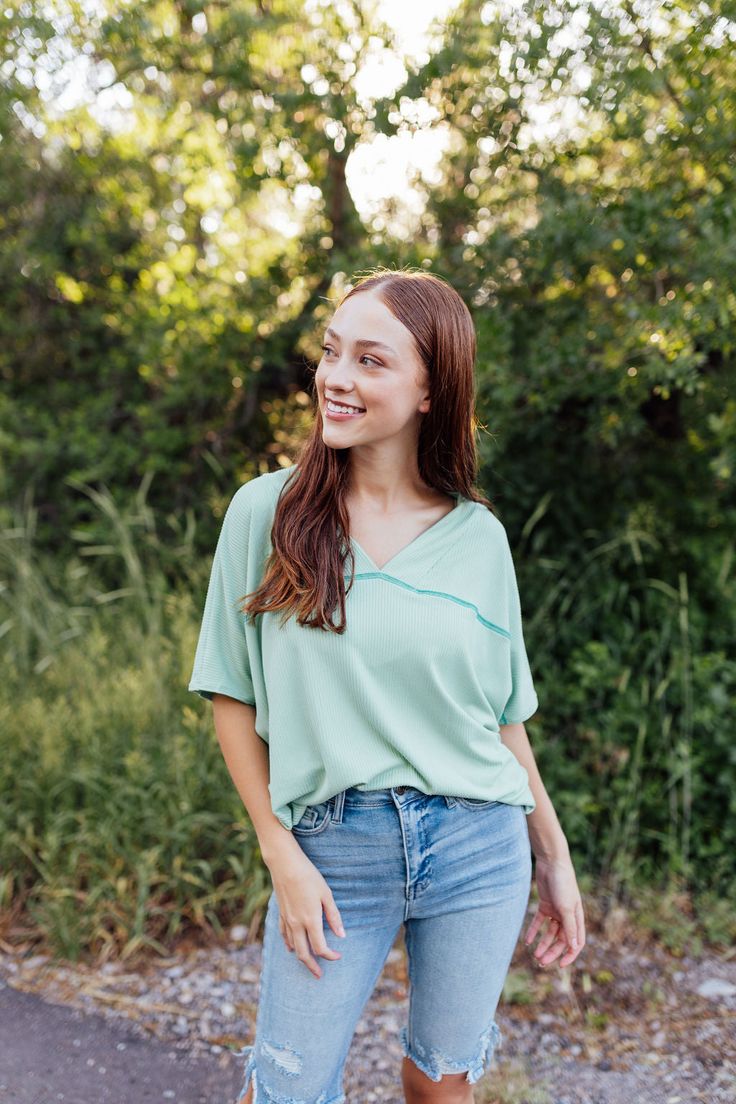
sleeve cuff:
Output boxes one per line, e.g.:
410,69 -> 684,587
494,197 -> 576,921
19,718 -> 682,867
188,681 -> 256,707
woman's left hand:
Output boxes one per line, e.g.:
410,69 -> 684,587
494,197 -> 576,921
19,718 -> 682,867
524,855 -> 586,968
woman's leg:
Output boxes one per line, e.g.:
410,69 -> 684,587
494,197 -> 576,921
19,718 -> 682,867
234,790 -> 407,1103
394,795 -> 533,1101
400,1055 -> 475,1103
235,887 -> 402,1103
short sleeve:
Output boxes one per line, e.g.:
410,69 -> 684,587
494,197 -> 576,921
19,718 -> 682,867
188,485 -> 256,706
498,532 -> 539,725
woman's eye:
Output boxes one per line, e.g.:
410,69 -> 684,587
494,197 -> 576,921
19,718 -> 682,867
320,345 -> 380,368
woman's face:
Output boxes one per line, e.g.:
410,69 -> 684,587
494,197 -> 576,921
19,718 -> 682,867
315,290 -> 431,452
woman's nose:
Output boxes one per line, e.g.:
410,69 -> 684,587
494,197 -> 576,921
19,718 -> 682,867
325,361 -> 354,385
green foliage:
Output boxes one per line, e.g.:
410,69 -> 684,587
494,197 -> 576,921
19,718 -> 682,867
516,528 -> 736,900
0,535 -> 272,962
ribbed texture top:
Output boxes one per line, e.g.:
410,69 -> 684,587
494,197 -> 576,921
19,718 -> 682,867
188,465 -> 539,830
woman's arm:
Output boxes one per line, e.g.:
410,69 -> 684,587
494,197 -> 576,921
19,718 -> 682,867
501,720 -> 586,966
211,693 -> 347,977
499,721 -> 570,862
211,693 -> 299,866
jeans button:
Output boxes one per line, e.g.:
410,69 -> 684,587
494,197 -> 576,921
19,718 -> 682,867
395,785 -> 409,794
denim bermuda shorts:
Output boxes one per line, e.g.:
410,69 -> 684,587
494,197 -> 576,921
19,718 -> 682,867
234,784 -> 533,1104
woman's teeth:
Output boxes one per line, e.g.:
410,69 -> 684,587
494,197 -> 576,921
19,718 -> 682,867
326,400 -> 366,414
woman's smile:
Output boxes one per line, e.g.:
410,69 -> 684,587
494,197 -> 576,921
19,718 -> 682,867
324,397 -> 367,420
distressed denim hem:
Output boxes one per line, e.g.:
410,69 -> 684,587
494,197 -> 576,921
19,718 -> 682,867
233,1043 -> 347,1104
399,1019 -> 503,1085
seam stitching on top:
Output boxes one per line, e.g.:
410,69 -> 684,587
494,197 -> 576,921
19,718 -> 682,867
351,573 -> 511,639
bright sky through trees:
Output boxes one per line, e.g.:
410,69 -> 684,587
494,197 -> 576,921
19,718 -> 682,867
19,0 -> 461,232
11,0 -> 729,240
15,0 -> 591,234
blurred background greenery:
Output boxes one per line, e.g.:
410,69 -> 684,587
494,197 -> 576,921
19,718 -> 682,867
1,0 -> 734,963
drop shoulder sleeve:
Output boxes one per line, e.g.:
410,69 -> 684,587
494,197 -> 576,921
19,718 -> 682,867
188,483 -> 257,706
498,530 -> 539,725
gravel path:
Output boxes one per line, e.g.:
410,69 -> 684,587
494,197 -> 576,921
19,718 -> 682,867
1,908 -> 734,1104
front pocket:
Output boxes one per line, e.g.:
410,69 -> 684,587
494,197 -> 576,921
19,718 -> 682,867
455,796 -> 503,810
291,799 -> 333,835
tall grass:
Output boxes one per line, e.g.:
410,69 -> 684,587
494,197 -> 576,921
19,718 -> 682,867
0,478 -> 272,964
1,481 -> 734,963
517,511 -> 736,923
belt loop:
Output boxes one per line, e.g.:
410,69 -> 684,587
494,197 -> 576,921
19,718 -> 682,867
444,795 -> 457,808
331,789 -> 345,824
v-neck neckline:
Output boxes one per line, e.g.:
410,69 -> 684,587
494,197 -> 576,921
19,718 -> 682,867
349,493 -> 468,575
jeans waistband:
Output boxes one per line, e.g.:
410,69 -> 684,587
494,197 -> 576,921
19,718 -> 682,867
330,786 -> 456,824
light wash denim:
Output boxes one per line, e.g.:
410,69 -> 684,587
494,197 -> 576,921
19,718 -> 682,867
234,784 -> 533,1103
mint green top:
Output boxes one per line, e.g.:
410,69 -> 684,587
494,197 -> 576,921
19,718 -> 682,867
188,465 -> 539,830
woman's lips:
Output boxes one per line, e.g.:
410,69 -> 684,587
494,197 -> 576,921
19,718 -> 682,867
324,402 -> 366,421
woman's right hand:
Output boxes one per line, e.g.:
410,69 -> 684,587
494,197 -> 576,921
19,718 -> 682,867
264,842 -> 346,978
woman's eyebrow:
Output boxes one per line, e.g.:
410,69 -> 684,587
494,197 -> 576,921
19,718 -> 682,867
325,326 -> 397,356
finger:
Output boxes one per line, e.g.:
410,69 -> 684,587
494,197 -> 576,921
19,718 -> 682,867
533,918 -> 562,958
280,918 -> 295,953
576,901 -> 587,947
292,927 -> 323,978
537,932 -> 569,965
562,912 -> 581,956
541,909 -> 580,963
523,910 -> 547,945
559,941 -> 583,966
558,903 -> 586,962
323,896 -> 347,940
523,917 -> 540,945
556,901 -> 586,963
309,920 -> 343,963
279,913 -> 294,952
554,931 -> 583,966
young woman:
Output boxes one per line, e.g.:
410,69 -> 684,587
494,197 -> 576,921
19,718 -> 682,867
189,268 -> 586,1104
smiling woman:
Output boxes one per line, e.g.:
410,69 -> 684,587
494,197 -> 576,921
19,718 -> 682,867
188,266 -> 586,1104
314,289 -> 445,459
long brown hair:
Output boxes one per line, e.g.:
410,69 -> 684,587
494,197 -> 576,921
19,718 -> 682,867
241,266 -> 495,633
